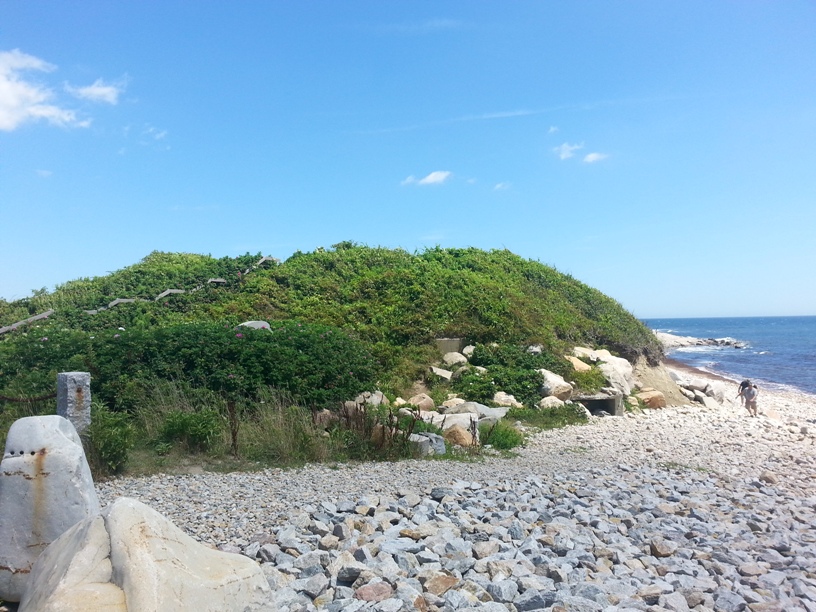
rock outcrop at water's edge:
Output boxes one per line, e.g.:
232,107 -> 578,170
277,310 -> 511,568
655,331 -> 748,351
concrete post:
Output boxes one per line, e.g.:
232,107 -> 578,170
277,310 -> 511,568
56,372 -> 92,434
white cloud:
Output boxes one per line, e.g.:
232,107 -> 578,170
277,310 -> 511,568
583,152 -> 609,163
66,77 -> 125,104
418,170 -> 451,185
402,170 -> 452,186
553,142 -> 584,160
494,182 -> 511,191
548,126 -> 559,134
0,49 -> 89,131
36,169 -> 52,178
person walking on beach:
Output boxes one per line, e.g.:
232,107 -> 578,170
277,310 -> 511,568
739,381 -> 759,416
737,380 -> 751,406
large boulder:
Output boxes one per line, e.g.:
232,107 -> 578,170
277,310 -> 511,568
443,425 -> 475,447
0,416 -> 100,602
420,411 -> 478,433
21,497 -> 270,611
595,353 -> 635,396
238,320 -> 270,330
565,356 -> 592,373
407,393 -> 436,412
599,362 -> 633,396
19,515 -> 126,611
354,390 -> 390,407
537,369 -> 573,401
492,392 -> 523,408
635,389 -> 667,409
442,352 -> 468,367
538,396 -> 565,410
574,347 -> 636,396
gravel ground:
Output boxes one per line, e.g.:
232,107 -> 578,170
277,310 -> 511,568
93,374 -> 816,611
97,381 -> 816,545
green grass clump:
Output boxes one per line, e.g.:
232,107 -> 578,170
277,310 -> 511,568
569,367 -> 608,393
160,408 -> 221,452
506,403 -> 588,430
86,402 -> 134,475
479,420 -> 525,450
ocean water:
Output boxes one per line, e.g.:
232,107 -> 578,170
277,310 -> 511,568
642,316 -> 816,395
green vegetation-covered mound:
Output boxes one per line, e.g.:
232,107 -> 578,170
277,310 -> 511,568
1,243 -> 661,473
1,243 -> 660,399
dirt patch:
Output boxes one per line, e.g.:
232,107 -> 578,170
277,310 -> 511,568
633,357 -> 690,406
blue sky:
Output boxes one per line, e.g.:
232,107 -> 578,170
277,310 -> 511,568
2,2 -> 815,318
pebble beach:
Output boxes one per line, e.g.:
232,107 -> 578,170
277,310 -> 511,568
96,371 -> 816,612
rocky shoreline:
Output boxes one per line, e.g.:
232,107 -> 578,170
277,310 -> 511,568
92,367 -> 816,611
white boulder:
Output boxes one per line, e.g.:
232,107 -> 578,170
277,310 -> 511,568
0,415 -> 100,602
19,515 -> 125,611
22,497 -> 270,611
442,352 -> 468,367
573,347 -> 635,396
407,393 -> 436,411
492,392 -> 523,408
420,411 -> 478,432
538,396 -> 565,410
429,366 -> 453,381
537,369 -> 573,401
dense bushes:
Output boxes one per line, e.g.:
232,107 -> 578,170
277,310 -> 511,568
90,321 -> 377,410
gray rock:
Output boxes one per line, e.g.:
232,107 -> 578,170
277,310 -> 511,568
416,432 -> 446,455
56,372 -> 92,434
0,416 -> 100,602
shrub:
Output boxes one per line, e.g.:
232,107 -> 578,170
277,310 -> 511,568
86,402 -> 134,475
89,321 -> 377,411
479,420 -> 524,450
160,409 -> 222,452
238,399 -> 331,465
506,403 -> 588,430
451,363 -> 544,407
569,367 -> 607,393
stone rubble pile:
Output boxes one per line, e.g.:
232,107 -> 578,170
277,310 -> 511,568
224,463 -> 816,612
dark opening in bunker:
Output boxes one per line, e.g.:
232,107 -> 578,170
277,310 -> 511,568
575,394 -> 623,416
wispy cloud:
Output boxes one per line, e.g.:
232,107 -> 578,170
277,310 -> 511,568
66,77 -> 126,104
548,126 -> 559,134
36,169 -> 52,178
0,49 -> 89,131
494,182 -> 511,191
583,152 -> 608,163
402,170 -> 452,186
553,142 -> 584,160
143,125 -> 167,141
364,107 -> 569,135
